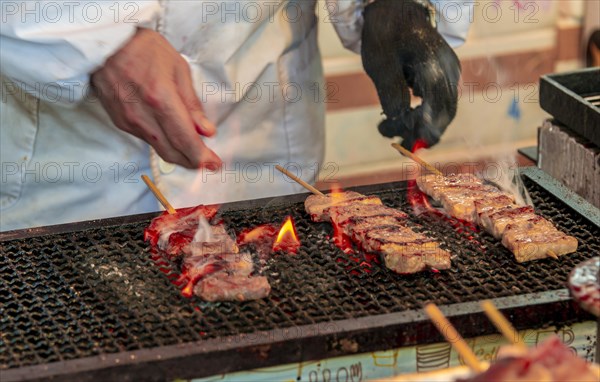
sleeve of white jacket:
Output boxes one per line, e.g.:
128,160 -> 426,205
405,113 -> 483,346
325,0 -> 473,53
0,1 -> 160,105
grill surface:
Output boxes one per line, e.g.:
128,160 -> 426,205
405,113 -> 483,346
1,170 -> 599,380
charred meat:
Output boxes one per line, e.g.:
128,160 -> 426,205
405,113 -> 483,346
305,191 -> 382,222
305,191 -> 450,274
417,173 -> 578,261
145,206 -> 270,302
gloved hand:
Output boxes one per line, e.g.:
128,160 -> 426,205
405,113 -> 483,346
361,0 -> 461,150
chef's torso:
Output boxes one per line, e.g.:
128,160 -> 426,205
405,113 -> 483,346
0,0 -> 325,231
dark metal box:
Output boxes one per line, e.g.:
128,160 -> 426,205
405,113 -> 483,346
539,68 -> 600,147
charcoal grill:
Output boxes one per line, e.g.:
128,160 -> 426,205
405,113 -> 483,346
1,167 -> 598,382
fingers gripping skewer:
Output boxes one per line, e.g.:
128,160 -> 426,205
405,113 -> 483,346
424,303 -> 485,373
275,165 -> 324,196
391,143 -> 443,176
481,300 -> 527,350
141,175 -> 176,214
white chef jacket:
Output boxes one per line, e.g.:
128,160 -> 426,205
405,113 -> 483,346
0,0 -> 472,231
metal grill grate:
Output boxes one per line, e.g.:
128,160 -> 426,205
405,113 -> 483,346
1,176 -> 599,373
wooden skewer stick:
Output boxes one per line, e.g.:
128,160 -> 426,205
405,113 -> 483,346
141,175 -> 176,215
424,303 -> 485,373
275,165 -> 324,196
391,143 -> 443,176
481,300 -> 527,350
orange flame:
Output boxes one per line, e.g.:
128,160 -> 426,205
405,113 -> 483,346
237,225 -> 278,245
330,182 -> 344,197
407,140 -> 435,215
272,216 -> 300,253
329,183 -> 354,253
182,279 -> 195,298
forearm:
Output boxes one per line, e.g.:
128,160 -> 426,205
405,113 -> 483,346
325,0 -> 473,53
430,0 -> 474,47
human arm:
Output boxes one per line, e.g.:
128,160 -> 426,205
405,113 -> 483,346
325,0 -> 473,149
1,1 -> 220,169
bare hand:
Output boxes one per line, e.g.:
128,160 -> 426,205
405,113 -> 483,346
92,28 -> 221,169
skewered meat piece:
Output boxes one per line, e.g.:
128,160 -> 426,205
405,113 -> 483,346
185,249 -> 269,302
305,191 -> 362,221
145,205 -> 271,302
428,183 -> 497,204
305,192 -> 382,222
360,226 -> 451,273
184,252 -> 254,279
502,228 -> 579,262
328,203 -> 408,228
418,173 -> 514,222
336,199 -> 450,272
144,203 -> 238,258
383,248 -> 451,274
144,205 -> 218,255
185,250 -> 267,302
473,195 -> 515,222
342,215 -> 408,241
417,173 -> 483,200
481,207 -> 578,260
569,257 -> 600,317
305,190 -> 450,274
459,336 -> 599,382
182,225 -> 239,257
183,255 -> 225,280
360,226 -> 434,252
194,274 -> 271,302
477,206 -> 538,239
439,187 -> 514,222
501,215 -> 556,237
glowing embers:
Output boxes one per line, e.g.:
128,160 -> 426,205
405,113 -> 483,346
181,273 -> 201,298
407,139 -> 436,216
273,216 -> 301,254
237,225 -> 278,247
237,216 -> 301,255
329,184 -> 354,254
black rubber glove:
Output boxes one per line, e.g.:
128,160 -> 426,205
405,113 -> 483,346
361,0 -> 461,150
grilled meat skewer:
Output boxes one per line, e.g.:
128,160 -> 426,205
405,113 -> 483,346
305,192 -> 451,274
417,174 -> 578,261
145,206 -> 270,301
305,191 -> 382,222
